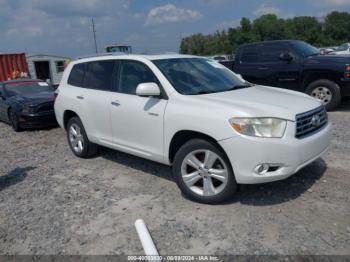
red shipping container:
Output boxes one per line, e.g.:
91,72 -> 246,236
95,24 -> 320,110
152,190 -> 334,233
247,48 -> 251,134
0,53 -> 29,81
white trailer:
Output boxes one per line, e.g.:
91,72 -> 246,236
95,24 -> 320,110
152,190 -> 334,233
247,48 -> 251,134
27,54 -> 70,86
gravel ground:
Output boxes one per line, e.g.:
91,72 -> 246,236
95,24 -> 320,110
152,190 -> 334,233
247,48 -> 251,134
0,101 -> 349,256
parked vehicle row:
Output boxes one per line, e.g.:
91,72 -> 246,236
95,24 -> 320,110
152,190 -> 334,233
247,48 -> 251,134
319,47 -> 336,55
221,40 -> 350,110
330,43 -> 350,55
53,53 -> 331,204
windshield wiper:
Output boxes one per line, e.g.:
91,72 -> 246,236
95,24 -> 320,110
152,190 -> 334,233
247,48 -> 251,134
193,84 -> 253,95
232,84 -> 252,89
193,90 -> 219,95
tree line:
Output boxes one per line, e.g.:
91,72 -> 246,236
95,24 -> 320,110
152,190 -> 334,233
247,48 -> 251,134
179,11 -> 350,55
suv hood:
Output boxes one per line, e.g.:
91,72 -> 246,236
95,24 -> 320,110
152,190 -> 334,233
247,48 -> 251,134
191,85 -> 321,121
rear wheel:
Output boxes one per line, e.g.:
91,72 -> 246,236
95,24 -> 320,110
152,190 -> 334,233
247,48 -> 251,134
8,109 -> 21,132
173,139 -> 237,204
66,117 -> 98,158
306,79 -> 341,111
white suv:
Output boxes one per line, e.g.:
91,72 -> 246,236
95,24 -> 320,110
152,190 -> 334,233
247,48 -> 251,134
54,54 -> 331,204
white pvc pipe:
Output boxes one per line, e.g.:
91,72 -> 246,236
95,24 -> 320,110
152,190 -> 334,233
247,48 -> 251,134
135,219 -> 159,257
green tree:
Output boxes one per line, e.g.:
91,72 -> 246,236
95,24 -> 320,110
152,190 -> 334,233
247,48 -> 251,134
252,14 -> 287,41
179,11 -> 350,55
324,11 -> 350,44
287,17 -> 319,41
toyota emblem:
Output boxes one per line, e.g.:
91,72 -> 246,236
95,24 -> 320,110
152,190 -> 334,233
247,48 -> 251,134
311,114 -> 321,127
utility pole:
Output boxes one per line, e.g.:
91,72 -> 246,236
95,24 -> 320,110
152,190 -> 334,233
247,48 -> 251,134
92,18 -> 98,53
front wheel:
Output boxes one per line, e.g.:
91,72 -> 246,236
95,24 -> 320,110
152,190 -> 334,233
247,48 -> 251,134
8,109 -> 21,132
173,139 -> 237,204
306,79 -> 341,111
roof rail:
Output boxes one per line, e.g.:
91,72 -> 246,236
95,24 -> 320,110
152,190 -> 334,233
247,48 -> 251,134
152,51 -> 179,55
74,52 -> 127,60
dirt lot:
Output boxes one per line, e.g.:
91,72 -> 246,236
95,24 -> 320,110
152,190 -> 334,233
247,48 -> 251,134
0,102 -> 349,256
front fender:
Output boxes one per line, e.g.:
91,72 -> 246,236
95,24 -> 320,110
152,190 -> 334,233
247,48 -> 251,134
6,100 -> 24,121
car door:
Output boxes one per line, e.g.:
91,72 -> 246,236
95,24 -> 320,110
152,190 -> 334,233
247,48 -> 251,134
258,42 -> 302,90
235,44 -> 267,85
79,60 -> 116,143
109,60 -> 168,162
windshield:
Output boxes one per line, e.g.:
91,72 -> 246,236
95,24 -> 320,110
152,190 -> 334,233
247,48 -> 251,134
335,43 -> 349,51
4,81 -> 54,97
290,41 -> 320,57
153,58 -> 249,95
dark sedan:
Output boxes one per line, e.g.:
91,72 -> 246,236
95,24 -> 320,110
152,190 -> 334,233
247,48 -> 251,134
0,79 -> 57,131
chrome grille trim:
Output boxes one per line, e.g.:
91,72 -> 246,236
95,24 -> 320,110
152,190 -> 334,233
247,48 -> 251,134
295,106 -> 328,138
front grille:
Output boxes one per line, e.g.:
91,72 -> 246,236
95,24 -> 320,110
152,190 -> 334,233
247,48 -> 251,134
36,102 -> 54,113
295,106 -> 327,138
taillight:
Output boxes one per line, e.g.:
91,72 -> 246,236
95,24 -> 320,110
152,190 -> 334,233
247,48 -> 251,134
345,65 -> 350,79
54,91 -> 59,102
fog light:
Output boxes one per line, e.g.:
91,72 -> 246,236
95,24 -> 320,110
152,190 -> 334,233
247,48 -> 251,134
255,164 -> 269,175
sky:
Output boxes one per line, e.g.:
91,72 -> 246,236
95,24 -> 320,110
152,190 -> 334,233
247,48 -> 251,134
1,0 -> 350,58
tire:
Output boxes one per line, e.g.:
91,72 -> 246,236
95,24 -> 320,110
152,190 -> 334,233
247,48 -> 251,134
306,79 -> 341,111
66,116 -> 98,158
173,139 -> 237,204
8,108 -> 21,132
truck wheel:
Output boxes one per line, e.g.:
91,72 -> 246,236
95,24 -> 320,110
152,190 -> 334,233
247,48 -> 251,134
306,79 -> 341,111
173,139 -> 237,204
66,117 -> 98,158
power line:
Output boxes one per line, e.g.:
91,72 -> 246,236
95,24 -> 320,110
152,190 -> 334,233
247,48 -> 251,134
92,18 -> 98,54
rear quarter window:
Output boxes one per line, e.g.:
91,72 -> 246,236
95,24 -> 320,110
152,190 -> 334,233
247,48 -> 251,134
67,63 -> 86,87
83,60 -> 115,91
260,43 -> 289,63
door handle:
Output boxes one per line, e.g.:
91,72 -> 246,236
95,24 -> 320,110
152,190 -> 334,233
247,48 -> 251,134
258,67 -> 269,70
76,95 -> 84,100
111,101 -> 120,107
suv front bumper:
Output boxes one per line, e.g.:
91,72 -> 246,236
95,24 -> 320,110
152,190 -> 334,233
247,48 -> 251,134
219,121 -> 331,184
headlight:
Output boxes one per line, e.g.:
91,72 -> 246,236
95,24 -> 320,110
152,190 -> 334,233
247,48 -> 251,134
229,117 -> 287,138
22,106 -> 36,114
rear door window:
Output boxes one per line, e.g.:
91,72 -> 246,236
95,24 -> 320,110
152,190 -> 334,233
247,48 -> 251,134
260,43 -> 288,63
84,60 -> 115,91
67,63 -> 86,87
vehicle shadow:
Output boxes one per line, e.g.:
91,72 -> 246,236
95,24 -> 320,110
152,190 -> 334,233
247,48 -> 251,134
24,124 -> 59,132
0,166 -> 35,191
231,158 -> 327,206
100,147 -> 173,182
100,147 -> 327,206
336,99 -> 350,112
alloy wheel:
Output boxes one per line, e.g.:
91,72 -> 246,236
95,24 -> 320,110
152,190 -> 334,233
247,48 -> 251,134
69,123 -> 84,153
311,86 -> 332,105
180,149 -> 228,196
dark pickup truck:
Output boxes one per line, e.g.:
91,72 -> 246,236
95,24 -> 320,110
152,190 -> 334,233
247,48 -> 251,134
226,40 -> 350,110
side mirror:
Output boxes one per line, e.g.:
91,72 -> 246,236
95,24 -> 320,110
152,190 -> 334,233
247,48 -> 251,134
136,82 -> 161,97
280,52 -> 293,62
